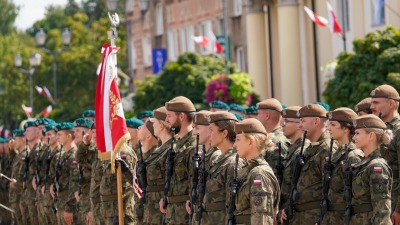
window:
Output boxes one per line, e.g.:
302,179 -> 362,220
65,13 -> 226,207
129,39 -> 136,69
236,47 -> 246,72
199,21 -> 213,55
167,30 -> 178,60
337,0 -> 350,32
371,0 -> 385,26
142,37 -> 152,67
125,0 -> 134,13
155,3 -> 164,36
180,26 -> 195,53
233,0 -> 242,17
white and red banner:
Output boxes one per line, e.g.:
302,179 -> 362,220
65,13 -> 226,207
95,43 -> 130,172
303,6 -> 328,27
21,104 -> 32,118
192,36 -> 209,47
35,85 -> 55,104
326,1 -> 343,34
42,105 -> 52,117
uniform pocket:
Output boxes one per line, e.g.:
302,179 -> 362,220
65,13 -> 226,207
174,157 -> 188,181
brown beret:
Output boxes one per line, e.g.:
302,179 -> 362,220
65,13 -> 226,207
145,120 -> 157,138
152,106 -> 167,121
208,111 -> 238,123
194,110 -> 212,125
353,114 -> 386,130
281,106 -> 301,118
327,107 -> 357,124
257,98 -> 283,112
370,84 -> 400,101
354,98 -> 372,113
298,104 -> 327,118
234,118 -> 267,136
165,96 -> 196,112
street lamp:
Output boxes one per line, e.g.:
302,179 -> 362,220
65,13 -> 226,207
36,28 -> 71,106
14,52 -> 42,115
106,0 -> 150,93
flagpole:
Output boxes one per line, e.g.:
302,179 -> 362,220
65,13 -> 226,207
341,0 -> 347,52
108,12 -> 124,225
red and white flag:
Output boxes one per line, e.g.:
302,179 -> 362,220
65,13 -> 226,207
326,1 -> 343,34
192,36 -> 209,47
42,105 -> 52,117
208,31 -> 224,53
21,104 -> 32,117
303,6 -> 328,27
0,126 -> 3,136
35,85 -> 55,104
95,43 -> 131,173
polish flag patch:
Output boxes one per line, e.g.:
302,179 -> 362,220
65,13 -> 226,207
374,167 -> 382,173
72,161 -> 78,165
253,180 -> 262,186
121,155 -> 127,159
198,151 -> 203,156
325,156 -> 330,162
274,147 -> 279,152
21,157 -> 25,161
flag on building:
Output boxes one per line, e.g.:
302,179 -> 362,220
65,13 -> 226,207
192,36 -> 209,47
21,104 -> 32,117
326,1 -> 343,34
95,43 -> 131,173
303,6 -> 328,27
42,105 -> 52,117
208,31 -> 224,53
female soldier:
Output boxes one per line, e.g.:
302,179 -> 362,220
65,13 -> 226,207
143,106 -> 172,225
197,111 -> 238,224
232,118 -> 280,224
351,114 -> 392,224
321,107 -> 364,224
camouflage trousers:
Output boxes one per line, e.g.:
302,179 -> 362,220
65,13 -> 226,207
79,194 -> 91,225
11,202 -> 22,225
56,210 -> 81,225
290,208 -> 319,225
91,201 -> 104,225
19,201 -> 30,225
321,210 -> 345,225
25,188 -> 39,225
391,179 -> 399,212
165,202 -> 189,225
42,191 -> 58,225
143,192 -> 163,224
192,209 -> 225,225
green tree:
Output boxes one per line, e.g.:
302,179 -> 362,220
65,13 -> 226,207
323,26 -> 400,109
133,53 -> 237,114
0,0 -> 18,34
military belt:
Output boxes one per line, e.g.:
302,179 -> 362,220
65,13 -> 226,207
90,197 -> 101,205
204,202 -> 226,211
234,214 -> 250,224
352,203 -> 373,214
100,194 -> 118,202
167,195 -> 189,204
294,201 -> 320,212
146,185 -> 164,192
328,203 -> 346,211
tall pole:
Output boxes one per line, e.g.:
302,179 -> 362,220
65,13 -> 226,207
311,0 -> 321,102
126,19 -> 135,93
341,0 -> 347,52
222,0 -> 229,74
52,52 -> 58,105
29,72 -> 34,115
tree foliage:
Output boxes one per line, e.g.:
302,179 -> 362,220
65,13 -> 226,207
0,0 -> 18,35
323,26 -> 400,109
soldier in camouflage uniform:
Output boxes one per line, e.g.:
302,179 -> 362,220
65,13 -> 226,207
158,96 -> 196,224
9,129 -> 25,225
196,111 -> 239,224
256,99 -> 290,174
244,105 -> 258,119
321,108 -> 364,224
351,114 -> 393,224
138,110 -> 154,123
0,138 -> 12,225
209,100 -> 229,112
283,104 -> 338,225
354,97 -> 372,116
42,123 -> 61,225
51,122 -> 80,225
369,84 -> 400,223
232,118 -> 280,224
73,118 -> 94,225
23,120 -> 42,225
229,103 -> 246,118
142,106 -> 172,224
82,109 -> 95,121
187,110 -> 222,223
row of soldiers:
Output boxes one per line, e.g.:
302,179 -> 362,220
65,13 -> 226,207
0,83 -> 398,225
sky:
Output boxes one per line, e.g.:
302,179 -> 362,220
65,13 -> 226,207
13,0 -> 69,30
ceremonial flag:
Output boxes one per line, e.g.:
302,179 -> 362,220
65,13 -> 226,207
35,85 -> 55,104
0,126 -> 3,136
192,36 -> 209,47
21,104 -> 32,117
35,86 -> 44,96
326,1 -> 343,34
42,105 -> 52,117
95,43 -> 131,173
303,6 -> 329,27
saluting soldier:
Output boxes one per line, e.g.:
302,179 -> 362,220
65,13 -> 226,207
196,111 -> 239,224
369,84 -> 400,222
74,118 -> 94,225
256,99 -> 290,174
232,118 -> 280,224
158,96 -> 197,224
321,108 -> 364,224
351,114 -> 393,224
143,106 -> 172,224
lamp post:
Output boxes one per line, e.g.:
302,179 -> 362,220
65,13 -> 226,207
14,52 -> 42,115
35,28 -> 71,105
106,0 -> 150,93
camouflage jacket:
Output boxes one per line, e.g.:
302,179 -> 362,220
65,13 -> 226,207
57,147 -> 79,213
264,127 -> 290,175
351,148 -> 392,225
17,148 -> 29,199
44,145 -> 62,192
35,143 -> 50,200
8,149 -> 18,203
26,141 -> 43,192
233,155 -> 280,225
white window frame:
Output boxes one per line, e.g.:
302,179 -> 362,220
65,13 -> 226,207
337,0 -> 350,32
180,28 -> 187,53
236,46 -> 246,72
167,30 -> 178,61
142,37 -> 152,67
199,21 -> 213,55
371,0 -> 385,26
155,3 -> 164,36
233,0 -> 242,17
185,26 -> 195,52
130,39 -> 136,69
